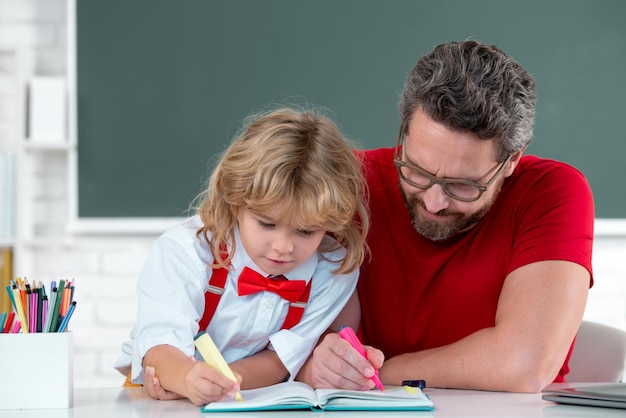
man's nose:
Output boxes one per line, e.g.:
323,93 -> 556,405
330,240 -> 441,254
421,184 -> 452,214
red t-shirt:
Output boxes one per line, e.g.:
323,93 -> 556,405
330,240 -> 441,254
356,148 -> 594,382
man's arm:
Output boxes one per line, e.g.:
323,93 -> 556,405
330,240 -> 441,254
299,260 -> 589,393
380,260 -> 589,392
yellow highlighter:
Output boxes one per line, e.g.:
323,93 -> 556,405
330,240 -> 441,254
194,331 -> 243,402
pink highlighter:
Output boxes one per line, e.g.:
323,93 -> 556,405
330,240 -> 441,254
338,326 -> 384,391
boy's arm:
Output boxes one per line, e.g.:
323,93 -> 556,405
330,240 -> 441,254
144,345 -> 288,397
229,349 -> 289,389
143,344 -> 241,406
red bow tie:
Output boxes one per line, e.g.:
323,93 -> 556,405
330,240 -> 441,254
237,267 -> 307,303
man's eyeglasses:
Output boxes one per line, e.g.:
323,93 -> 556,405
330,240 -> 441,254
393,132 -> 512,202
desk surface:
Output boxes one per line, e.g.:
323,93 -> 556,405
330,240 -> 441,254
1,384 -> 624,417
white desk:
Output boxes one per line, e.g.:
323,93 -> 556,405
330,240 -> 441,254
1,384 -> 623,417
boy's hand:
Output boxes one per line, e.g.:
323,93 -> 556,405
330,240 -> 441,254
143,356 -> 242,406
143,366 -> 183,401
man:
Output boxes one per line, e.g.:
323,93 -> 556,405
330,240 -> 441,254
296,40 -> 593,393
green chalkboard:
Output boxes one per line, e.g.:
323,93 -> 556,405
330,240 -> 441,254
76,0 -> 626,218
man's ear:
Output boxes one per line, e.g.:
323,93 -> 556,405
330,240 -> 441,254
504,149 -> 525,177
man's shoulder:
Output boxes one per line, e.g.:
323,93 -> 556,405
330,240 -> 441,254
503,155 -> 593,220
514,155 -> 591,191
518,155 -> 586,176
356,147 -> 397,185
357,147 -> 395,164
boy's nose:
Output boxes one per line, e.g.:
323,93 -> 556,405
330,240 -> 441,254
273,236 -> 294,254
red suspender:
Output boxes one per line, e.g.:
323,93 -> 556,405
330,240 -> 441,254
199,265 -> 312,332
281,281 -> 312,330
198,265 -> 228,332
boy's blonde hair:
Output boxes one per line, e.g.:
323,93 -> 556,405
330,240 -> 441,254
195,107 -> 369,274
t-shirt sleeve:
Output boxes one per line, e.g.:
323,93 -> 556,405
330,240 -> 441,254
509,161 -> 594,286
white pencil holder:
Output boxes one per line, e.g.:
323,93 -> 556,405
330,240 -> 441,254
0,331 -> 73,409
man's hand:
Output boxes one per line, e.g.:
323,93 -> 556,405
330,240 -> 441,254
304,332 -> 384,390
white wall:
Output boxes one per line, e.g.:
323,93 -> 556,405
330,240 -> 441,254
1,0 -> 625,388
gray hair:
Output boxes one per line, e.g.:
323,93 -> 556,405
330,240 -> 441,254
399,40 -> 536,160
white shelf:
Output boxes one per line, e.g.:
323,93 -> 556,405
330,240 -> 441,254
16,237 -> 74,248
68,217 -> 183,235
23,141 -> 73,152
0,238 -> 15,248
0,42 -> 73,275
0,48 -> 21,256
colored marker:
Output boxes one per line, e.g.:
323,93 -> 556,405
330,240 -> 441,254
36,288 -> 43,332
194,331 -> 242,401
57,301 -> 77,332
2,311 -> 14,333
29,290 -> 36,332
49,280 -> 65,332
5,284 -> 17,310
43,287 -> 58,333
402,379 -> 426,390
339,326 -> 384,391
12,286 -> 28,333
41,295 -> 48,332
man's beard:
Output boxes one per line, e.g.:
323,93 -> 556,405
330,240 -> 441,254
400,185 -> 500,241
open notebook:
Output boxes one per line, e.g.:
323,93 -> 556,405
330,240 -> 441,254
200,381 -> 434,412
542,383 -> 626,409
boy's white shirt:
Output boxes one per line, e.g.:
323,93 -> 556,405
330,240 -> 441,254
113,215 -> 358,384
